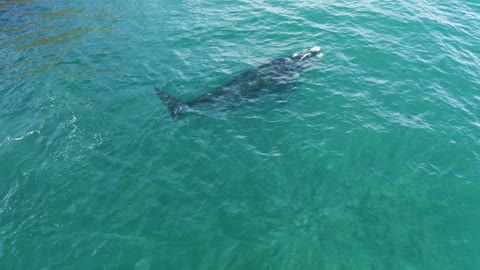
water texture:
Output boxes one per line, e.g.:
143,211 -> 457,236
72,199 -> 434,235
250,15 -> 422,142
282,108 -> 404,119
1,0 -> 480,269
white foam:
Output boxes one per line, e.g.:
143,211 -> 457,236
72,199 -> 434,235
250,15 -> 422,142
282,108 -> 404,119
311,46 -> 321,52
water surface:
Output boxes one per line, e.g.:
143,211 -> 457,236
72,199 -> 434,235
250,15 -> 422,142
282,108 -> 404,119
1,0 -> 480,269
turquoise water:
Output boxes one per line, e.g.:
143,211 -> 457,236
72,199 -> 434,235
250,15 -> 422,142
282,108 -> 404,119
1,0 -> 480,269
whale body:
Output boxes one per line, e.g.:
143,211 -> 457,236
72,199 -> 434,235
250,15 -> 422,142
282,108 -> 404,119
155,46 -> 323,118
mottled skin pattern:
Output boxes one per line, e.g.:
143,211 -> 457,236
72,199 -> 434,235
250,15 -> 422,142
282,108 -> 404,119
156,46 -> 322,118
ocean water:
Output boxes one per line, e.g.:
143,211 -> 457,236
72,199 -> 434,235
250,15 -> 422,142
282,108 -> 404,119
1,0 -> 480,269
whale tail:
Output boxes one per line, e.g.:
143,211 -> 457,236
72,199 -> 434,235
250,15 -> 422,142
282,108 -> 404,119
154,87 -> 185,118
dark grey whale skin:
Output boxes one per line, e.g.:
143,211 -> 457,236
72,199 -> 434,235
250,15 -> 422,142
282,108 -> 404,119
155,46 -> 322,118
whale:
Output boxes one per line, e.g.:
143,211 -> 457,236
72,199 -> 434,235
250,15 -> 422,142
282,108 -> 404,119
155,46 -> 323,118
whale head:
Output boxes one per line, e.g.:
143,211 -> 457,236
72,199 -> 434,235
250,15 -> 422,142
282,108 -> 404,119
287,46 -> 323,71
291,46 -> 322,61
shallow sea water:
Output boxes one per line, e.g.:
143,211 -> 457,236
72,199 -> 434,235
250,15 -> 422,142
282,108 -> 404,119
1,0 -> 480,269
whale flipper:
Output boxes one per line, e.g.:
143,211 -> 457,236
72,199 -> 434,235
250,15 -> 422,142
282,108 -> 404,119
154,87 -> 185,118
